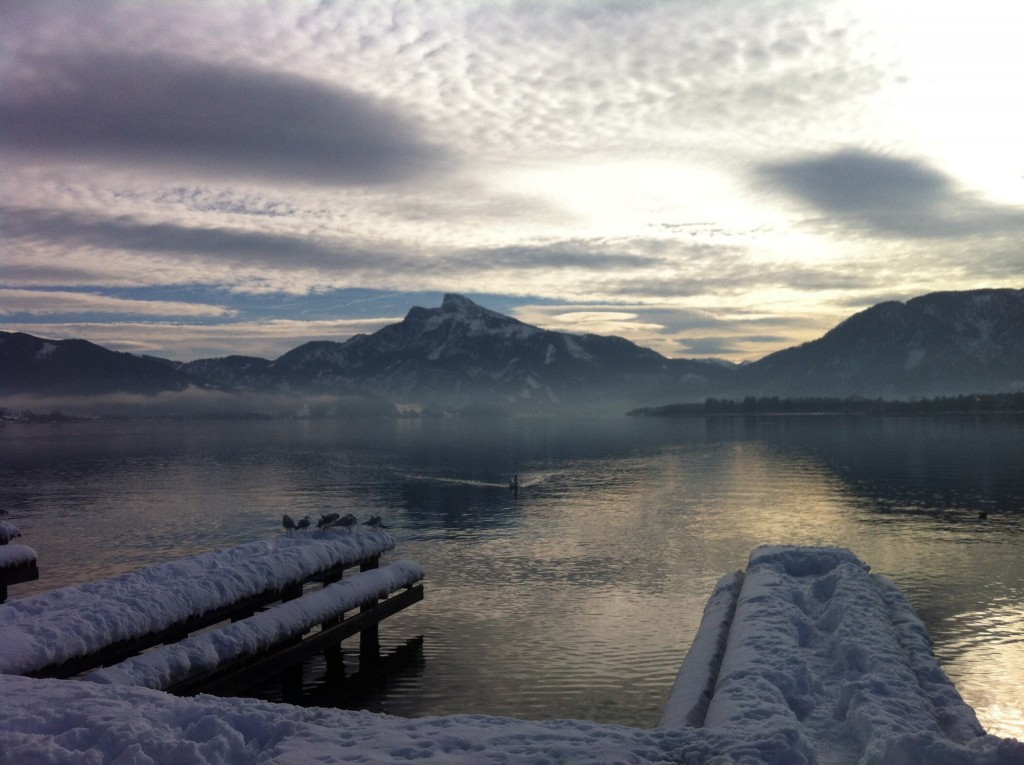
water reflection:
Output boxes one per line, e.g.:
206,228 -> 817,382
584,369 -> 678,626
1,415 -> 1021,735
937,598 -> 1024,740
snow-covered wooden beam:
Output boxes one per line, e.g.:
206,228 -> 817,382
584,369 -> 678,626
0,520 -> 23,544
0,543 -> 39,603
84,560 -> 425,695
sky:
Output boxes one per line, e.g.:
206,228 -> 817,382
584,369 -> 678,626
2,0 -> 1022,363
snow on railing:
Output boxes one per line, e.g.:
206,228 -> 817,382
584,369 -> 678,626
0,520 -> 22,544
0,544 -> 37,570
85,560 -> 424,691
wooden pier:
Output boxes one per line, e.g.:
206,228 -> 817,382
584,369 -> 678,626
0,530 -> 423,701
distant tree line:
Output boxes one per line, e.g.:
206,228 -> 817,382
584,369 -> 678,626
0,408 -> 89,423
628,392 -> 1024,417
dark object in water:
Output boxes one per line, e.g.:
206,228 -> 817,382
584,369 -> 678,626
363,515 -> 390,529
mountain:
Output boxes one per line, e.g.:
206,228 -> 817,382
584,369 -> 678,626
179,293 -> 730,412
2,289 -> 1021,411
737,289 -> 1024,398
0,332 -> 193,396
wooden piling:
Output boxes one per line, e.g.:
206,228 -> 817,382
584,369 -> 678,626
359,555 -> 381,665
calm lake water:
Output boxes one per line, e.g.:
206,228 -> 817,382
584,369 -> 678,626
2,414 -> 1022,738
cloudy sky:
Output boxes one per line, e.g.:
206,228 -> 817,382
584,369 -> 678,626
2,0 -> 1021,362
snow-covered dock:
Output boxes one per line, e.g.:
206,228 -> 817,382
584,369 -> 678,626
0,529 -> 420,686
1,545 -> 1021,764
659,545 -> 1018,762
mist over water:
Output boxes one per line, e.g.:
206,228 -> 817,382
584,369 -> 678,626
2,414 -> 1022,737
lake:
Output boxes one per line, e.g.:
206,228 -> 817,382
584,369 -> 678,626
2,414 -> 1022,738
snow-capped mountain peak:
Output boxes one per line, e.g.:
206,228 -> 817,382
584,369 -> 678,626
412,294 -> 538,341
224,294 -> 724,412
440,293 -> 481,313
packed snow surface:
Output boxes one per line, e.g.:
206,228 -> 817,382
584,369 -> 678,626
1,545 -> 1021,764
0,530 -> 395,676
663,545 -> 1018,763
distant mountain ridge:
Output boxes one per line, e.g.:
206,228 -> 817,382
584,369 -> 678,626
739,289 -> 1024,398
0,331 -> 193,396
176,293 -> 730,411
2,289 -> 1022,412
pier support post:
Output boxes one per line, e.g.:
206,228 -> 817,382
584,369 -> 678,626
281,580 -> 306,700
359,556 -> 381,665
322,570 -> 345,677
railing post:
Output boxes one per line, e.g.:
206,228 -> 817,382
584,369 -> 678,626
359,555 -> 381,665
322,569 -> 344,677
281,580 -> 305,700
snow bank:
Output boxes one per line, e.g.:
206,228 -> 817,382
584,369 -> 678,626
85,560 -> 424,691
0,674 -> 669,765
2,545 -> 1021,765
0,543 -> 37,569
0,530 -> 395,676
1,672 -> 1019,765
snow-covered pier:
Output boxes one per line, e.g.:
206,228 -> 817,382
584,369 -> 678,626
659,545 -> 1017,762
0,529 -> 424,697
1,545 -> 1021,764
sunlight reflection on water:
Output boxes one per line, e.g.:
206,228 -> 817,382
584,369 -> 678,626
2,415 -> 1022,735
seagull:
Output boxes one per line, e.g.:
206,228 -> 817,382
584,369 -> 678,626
363,515 -> 390,529
318,512 -> 340,529
282,514 -> 297,531
337,513 -> 358,531
296,516 -> 312,531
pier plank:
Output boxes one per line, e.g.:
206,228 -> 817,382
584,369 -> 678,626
176,585 -> 424,697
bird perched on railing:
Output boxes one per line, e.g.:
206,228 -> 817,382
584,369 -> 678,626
282,514 -> 297,531
317,512 -> 340,530
296,516 -> 312,531
364,515 -> 390,529
336,513 -> 358,531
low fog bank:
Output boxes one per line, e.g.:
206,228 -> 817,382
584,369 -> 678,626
0,387 -> 643,421
0,386 -> 398,421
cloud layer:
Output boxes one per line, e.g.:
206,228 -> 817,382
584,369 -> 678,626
1,1 -> 1021,363
3,50 -> 452,187
759,150 -> 1024,239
